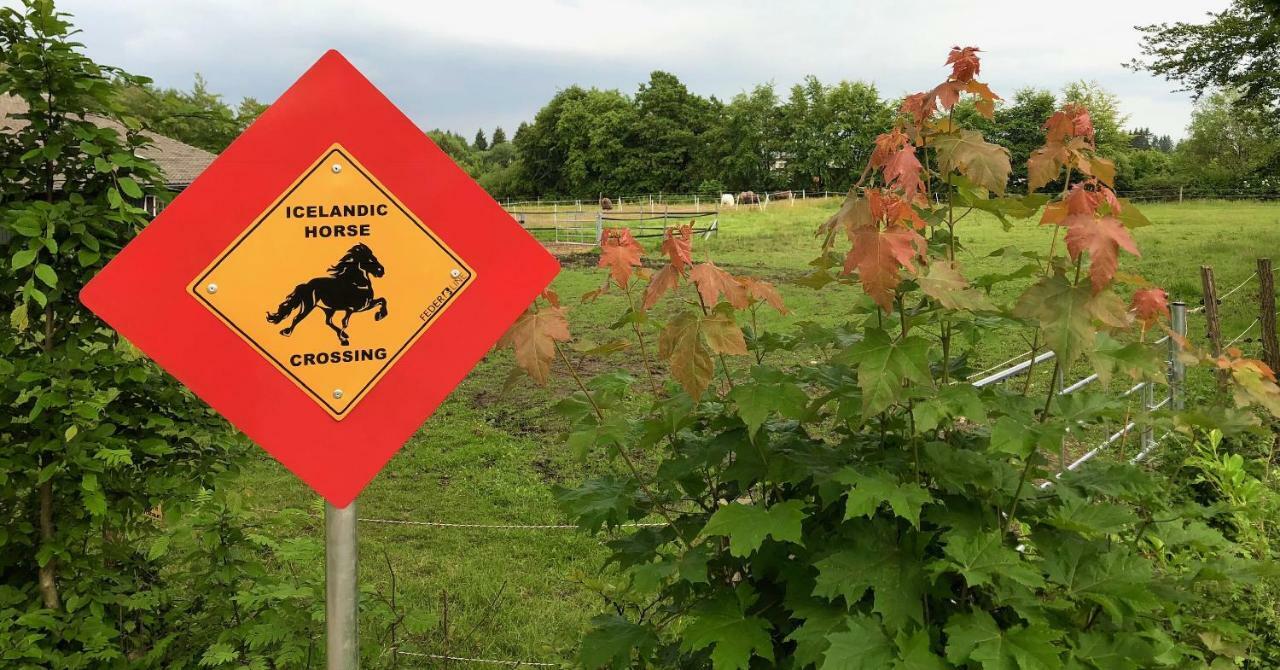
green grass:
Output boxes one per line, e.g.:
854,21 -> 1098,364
239,197 -> 1280,665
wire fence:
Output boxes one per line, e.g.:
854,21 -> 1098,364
271,260 -> 1278,667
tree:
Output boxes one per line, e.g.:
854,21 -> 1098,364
116,73 -> 263,153
1130,0 -> 1280,120
474,127 -> 488,151
707,83 -> 782,191
491,125 -> 507,145
1174,89 -> 1280,189
622,71 -> 713,193
1061,80 -> 1130,156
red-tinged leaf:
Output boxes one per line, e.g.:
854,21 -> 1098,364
946,46 -> 982,82
598,228 -> 644,288
541,288 -> 562,308
1131,288 -> 1169,328
739,276 -> 789,314
643,264 -> 681,309
883,145 -> 925,202
500,306 -> 571,386
702,308 -> 748,355
690,262 -> 750,310
662,224 -> 694,271
658,311 -> 715,401
1225,357 -> 1280,417
843,224 -> 927,312
932,81 -> 964,111
1064,214 -> 1140,293
1040,200 -> 1068,226
900,91 -> 936,125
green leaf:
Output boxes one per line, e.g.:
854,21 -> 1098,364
813,522 -> 927,628
946,611 -> 1063,670
836,468 -> 933,529
701,500 -> 806,557
554,476 -> 638,532
1045,496 -> 1136,536
730,380 -> 808,438
681,587 -> 774,670
821,615 -> 894,669
932,129 -> 1012,194
840,329 -> 933,416
12,248 -> 37,269
938,529 -> 1044,590
107,187 -> 123,208
658,310 -> 715,401
118,176 -> 144,199
990,417 -> 1037,458
34,263 -> 58,288
894,629 -> 948,669
580,615 -> 658,669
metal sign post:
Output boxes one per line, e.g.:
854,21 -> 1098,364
326,501 -> 359,669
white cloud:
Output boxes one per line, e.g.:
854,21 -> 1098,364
9,0 -> 1228,138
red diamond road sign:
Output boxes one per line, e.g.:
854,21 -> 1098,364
81,51 -> 559,506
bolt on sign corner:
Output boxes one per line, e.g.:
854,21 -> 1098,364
189,144 -> 475,419
79,50 -> 559,506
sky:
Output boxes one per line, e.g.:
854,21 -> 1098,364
29,1 -> 1225,140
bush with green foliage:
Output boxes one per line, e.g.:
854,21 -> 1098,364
498,47 -> 1280,668
0,2 -> 327,666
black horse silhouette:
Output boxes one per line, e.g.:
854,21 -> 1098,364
266,243 -> 388,346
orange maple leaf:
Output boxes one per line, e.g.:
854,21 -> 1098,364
738,276 -> 789,314
843,223 -> 927,311
598,228 -> 644,288
1131,287 -> 1169,328
500,301 -> 570,386
643,264 -> 681,310
1064,214 -> 1139,293
661,224 -> 694,271
946,46 -> 982,82
689,262 -> 750,310
882,145 -> 925,202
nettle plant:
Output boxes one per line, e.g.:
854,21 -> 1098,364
501,48 -> 1280,669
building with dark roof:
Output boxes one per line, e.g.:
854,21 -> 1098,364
0,93 -> 216,191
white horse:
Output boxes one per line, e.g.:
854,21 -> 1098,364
720,193 -> 735,207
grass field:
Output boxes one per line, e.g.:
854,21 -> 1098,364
240,197 -> 1280,666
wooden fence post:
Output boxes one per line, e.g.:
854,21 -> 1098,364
1260,258 -> 1279,372
1200,265 -> 1227,389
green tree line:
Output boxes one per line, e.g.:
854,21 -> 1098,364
133,68 -> 1279,201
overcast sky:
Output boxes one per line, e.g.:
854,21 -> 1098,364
33,1 -> 1224,140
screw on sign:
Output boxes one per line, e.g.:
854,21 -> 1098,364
79,51 -> 559,669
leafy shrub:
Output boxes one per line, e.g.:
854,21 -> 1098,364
499,47 -> 1280,668
0,2 -> 327,666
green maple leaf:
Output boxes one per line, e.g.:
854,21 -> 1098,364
836,468 -> 934,529
1013,274 -> 1127,369
579,615 -> 658,669
938,529 -> 1044,590
785,604 -> 848,668
933,129 -> 1012,194
730,380 -> 809,438
946,611 -> 1064,670
1042,542 -> 1157,621
841,329 -> 933,417
821,615 -> 895,669
554,476 -> 638,532
1069,631 -> 1155,670
894,629 -> 949,670
1045,495 -> 1137,536
701,500 -> 807,557
813,521 -> 927,627
919,262 -> 995,312
681,587 -> 774,670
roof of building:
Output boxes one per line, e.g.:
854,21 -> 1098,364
0,94 -> 216,188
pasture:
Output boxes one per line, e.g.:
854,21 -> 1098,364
240,197 -> 1280,665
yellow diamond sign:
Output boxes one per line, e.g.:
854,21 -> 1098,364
189,143 -> 475,419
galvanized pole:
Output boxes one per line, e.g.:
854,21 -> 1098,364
326,501 -> 359,670
1169,302 -> 1187,411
